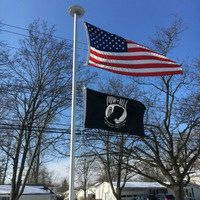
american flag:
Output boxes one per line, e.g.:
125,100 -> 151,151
84,22 -> 183,77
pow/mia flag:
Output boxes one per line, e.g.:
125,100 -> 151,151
84,88 -> 146,136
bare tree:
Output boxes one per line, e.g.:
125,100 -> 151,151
57,178 -> 69,193
0,20 -> 94,200
75,156 -> 95,198
125,15 -> 200,200
83,76 -> 139,200
0,138 -> 11,185
0,22 -> 9,67
84,129 -> 137,200
0,24 -> 13,184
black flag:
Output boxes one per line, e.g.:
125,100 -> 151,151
84,88 -> 146,136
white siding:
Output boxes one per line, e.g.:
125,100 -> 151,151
191,176 -> 200,185
0,194 -> 56,200
95,182 -> 116,200
77,190 -> 84,200
81,182 -> 200,200
21,194 -> 56,200
184,185 -> 200,200
0,185 -> 56,200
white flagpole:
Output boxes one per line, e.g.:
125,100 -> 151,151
68,5 -> 84,200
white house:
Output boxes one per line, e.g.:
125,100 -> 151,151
77,189 -> 95,200
76,183 -> 101,200
184,183 -> 200,200
86,181 -> 200,200
95,182 -> 169,200
0,185 -> 56,200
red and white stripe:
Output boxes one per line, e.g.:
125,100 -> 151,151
87,40 -> 183,77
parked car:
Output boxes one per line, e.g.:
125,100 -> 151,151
133,194 -> 158,200
156,193 -> 175,200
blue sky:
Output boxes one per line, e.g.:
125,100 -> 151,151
1,0 -> 200,181
1,0 -> 200,61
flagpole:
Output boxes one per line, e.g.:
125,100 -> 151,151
68,5 -> 84,200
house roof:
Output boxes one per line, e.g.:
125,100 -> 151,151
0,185 -> 54,195
88,189 -> 95,195
112,182 -> 165,188
77,188 -> 95,196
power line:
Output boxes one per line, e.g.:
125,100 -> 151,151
1,117 -> 71,128
0,122 -> 70,134
0,29 -> 88,52
0,29 -> 28,38
0,121 -> 199,141
1,22 -> 72,41
0,22 -> 88,46
5,43 -> 88,52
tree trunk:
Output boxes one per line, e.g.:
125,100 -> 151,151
116,187 -> 121,200
10,190 -> 19,200
34,144 -> 40,184
2,153 -> 9,184
171,184 -> 185,200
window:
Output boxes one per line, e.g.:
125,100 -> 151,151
0,197 -> 10,200
121,194 -> 134,198
149,189 -> 167,195
184,188 -> 194,197
50,196 -> 56,200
